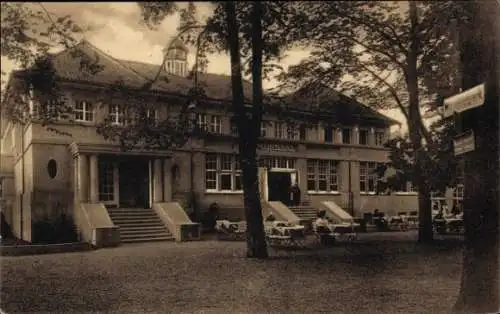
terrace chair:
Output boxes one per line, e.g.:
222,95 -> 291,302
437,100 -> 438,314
215,220 -> 246,241
265,221 -> 307,248
314,225 -> 336,247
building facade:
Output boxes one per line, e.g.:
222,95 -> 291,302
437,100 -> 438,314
0,39 -> 418,242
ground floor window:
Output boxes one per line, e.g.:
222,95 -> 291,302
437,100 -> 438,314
99,160 -> 115,201
307,159 -> 339,192
359,162 -> 380,193
205,153 -> 242,192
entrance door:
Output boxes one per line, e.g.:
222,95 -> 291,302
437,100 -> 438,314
267,171 -> 292,205
119,158 -> 150,208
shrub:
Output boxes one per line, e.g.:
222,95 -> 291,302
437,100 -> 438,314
32,214 -> 78,244
1,212 -> 14,239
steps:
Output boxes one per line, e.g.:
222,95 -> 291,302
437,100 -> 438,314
289,205 -> 318,222
107,207 -> 174,243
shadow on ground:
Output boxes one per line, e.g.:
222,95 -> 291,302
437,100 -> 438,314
1,231 -> 463,314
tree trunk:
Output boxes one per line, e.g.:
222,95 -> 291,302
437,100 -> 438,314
224,1 -> 268,258
407,2 -> 433,243
453,1 -> 499,312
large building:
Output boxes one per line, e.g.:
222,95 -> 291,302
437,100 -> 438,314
0,39 -> 418,244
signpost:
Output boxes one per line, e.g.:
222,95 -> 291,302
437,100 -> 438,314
442,83 -> 486,118
453,130 -> 475,156
441,82 -> 486,157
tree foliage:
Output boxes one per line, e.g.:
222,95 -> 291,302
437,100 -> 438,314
278,1 -> 473,242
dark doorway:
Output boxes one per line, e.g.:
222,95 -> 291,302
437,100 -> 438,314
119,157 -> 150,208
267,171 -> 292,204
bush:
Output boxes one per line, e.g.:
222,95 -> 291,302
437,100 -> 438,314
1,212 -> 14,239
32,214 -> 78,244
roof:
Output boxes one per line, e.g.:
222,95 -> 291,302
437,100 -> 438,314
166,37 -> 188,52
11,40 -> 397,126
283,83 -> 400,125
14,40 -> 253,102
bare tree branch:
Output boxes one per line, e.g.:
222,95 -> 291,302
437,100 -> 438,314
348,61 -> 410,122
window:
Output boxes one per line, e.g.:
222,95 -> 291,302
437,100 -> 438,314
360,162 -> 379,193
342,128 -> 351,144
231,119 -> 239,136
260,122 -> 267,137
37,100 -> 60,120
285,124 -> 297,140
74,101 -> 94,122
132,108 -> 158,125
307,159 -> 339,193
98,160 -> 114,201
359,129 -> 368,145
324,125 -> 333,143
47,159 -> 57,179
375,131 -> 385,146
146,109 -> 159,124
259,157 -> 295,169
196,113 -> 208,131
205,154 -> 242,192
205,155 -> 217,190
209,115 -> 222,134
274,122 -> 285,139
299,124 -> 307,141
109,105 -> 125,125
397,181 -> 417,193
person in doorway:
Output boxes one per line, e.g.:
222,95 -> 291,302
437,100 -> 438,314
290,183 -> 301,206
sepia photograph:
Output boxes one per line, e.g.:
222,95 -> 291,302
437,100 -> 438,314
0,1 -> 498,313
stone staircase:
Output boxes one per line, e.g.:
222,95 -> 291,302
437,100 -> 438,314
289,205 -> 318,223
107,207 -> 174,243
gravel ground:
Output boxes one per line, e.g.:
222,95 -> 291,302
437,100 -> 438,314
1,231 -> 463,314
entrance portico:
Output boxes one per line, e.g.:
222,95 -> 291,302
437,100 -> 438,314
258,167 -> 299,204
69,143 -> 173,208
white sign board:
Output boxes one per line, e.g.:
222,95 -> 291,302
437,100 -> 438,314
443,83 -> 485,118
453,130 -> 475,156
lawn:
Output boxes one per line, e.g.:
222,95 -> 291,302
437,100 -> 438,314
0,231 -> 463,314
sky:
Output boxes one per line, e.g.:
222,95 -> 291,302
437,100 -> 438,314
0,2 -> 409,133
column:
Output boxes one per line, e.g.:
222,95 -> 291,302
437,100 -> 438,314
153,159 -> 163,202
78,154 -> 89,202
335,128 -> 342,144
163,159 -> 172,202
89,154 -> 99,203
317,123 -> 325,142
384,127 -> 390,144
369,127 -> 375,146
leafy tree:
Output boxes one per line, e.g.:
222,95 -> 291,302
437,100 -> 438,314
134,2 -> 301,258
279,1 -> 472,243
379,117 -> 459,196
